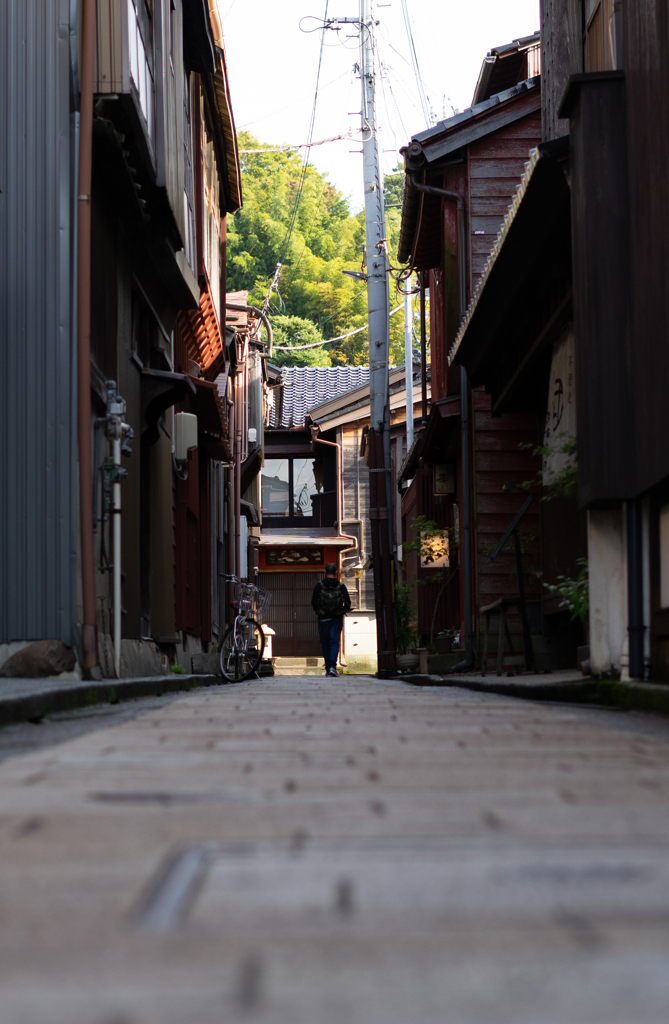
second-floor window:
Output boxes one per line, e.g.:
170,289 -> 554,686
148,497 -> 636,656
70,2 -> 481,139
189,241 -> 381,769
261,457 -> 331,527
127,0 -> 154,140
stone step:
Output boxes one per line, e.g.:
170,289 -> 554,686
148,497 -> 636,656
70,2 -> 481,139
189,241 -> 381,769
273,657 -> 327,677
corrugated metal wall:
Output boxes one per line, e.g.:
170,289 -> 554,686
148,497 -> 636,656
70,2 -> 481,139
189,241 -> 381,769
0,0 -> 78,643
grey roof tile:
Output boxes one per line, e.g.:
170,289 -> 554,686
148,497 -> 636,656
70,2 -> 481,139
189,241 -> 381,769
271,365 -> 370,428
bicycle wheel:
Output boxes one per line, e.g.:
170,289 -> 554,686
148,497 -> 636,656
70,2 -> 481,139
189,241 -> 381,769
219,618 -> 265,682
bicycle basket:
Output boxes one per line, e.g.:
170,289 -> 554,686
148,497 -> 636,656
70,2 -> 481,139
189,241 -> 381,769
255,586 -> 271,618
232,581 -> 271,618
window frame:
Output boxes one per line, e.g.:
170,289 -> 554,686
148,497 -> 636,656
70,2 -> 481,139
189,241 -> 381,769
261,454 -> 327,528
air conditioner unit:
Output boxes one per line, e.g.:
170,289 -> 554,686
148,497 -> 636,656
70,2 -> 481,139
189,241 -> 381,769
175,412 -> 198,462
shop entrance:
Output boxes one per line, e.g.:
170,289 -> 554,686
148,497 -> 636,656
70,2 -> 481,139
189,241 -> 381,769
259,572 -> 322,657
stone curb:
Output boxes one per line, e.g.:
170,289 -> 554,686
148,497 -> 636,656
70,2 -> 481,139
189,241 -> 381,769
397,674 -> 669,715
0,674 -> 228,727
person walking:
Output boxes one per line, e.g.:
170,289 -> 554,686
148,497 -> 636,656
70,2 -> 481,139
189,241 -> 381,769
311,562 -> 351,677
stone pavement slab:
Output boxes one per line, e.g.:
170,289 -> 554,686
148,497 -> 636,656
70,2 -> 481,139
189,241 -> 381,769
0,675 -> 668,1023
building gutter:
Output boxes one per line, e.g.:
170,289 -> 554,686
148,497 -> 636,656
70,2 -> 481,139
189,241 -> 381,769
76,0 -> 98,675
225,302 -> 273,358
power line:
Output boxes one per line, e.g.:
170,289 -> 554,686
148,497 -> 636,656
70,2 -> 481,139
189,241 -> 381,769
239,129 -> 361,153
261,0 -> 330,320
273,304 -> 403,351
400,0 -> 431,128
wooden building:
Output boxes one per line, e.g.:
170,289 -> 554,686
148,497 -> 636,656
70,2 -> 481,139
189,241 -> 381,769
447,1 -> 669,681
88,1 -> 244,674
397,38 -> 551,669
258,364 -> 425,673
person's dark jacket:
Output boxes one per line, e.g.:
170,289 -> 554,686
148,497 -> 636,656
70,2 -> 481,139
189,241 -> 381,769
311,577 -> 352,620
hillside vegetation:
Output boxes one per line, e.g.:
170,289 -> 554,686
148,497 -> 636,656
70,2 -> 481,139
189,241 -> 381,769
227,131 -> 405,366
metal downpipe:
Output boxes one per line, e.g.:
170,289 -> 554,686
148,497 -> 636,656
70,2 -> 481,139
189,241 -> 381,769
225,303 -> 274,358
77,0 -> 98,674
627,498 -> 644,679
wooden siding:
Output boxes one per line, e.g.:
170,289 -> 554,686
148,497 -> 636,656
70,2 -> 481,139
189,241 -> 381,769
540,0 -> 583,141
624,0 -> 669,496
468,114 -> 542,292
563,73 -> 633,505
95,0 -> 124,93
400,468 -> 460,640
429,267 -> 446,402
428,109 -> 541,399
472,392 -> 541,614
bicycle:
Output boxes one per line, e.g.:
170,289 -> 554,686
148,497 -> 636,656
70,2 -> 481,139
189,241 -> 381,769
218,575 -> 271,682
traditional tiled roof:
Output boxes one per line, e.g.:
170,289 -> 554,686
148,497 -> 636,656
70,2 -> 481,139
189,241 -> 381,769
270,365 -> 370,428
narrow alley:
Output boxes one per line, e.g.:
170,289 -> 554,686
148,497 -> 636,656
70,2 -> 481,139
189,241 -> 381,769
0,676 -> 668,1023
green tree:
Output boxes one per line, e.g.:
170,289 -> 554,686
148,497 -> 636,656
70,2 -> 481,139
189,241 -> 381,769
271,315 -> 331,368
228,133 -> 410,366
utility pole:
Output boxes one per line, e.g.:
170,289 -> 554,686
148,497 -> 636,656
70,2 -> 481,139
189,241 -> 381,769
330,1 -> 396,676
359,0 -> 395,677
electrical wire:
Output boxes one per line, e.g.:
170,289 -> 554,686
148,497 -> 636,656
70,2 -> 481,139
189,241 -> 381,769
259,0 -> 331,321
400,0 -> 432,128
273,304 -> 404,351
239,129 -> 361,153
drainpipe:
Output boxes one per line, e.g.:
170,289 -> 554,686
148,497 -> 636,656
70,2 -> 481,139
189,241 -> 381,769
419,271 -> 428,425
409,175 -> 473,669
404,276 -> 414,451
627,498 -> 644,679
226,303 -> 274,359
458,366 -> 475,669
77,0 -> 98,674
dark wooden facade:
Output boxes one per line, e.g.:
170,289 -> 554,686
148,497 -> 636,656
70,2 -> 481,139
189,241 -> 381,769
398,74 -> 545,659
444,1 -> 669,679
85,1 -> 242,671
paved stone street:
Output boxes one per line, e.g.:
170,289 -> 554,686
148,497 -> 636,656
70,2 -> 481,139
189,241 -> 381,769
0,675 -> 668,1024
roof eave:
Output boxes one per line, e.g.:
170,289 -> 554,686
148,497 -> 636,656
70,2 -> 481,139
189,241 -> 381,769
448,135 -> 570,375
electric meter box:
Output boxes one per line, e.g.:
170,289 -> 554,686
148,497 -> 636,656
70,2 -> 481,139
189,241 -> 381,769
175,412 -> 198,462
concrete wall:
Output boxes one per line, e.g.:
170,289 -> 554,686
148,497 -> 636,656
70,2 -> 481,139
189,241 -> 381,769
588,509 -> 627,677
342,613 -> 377,674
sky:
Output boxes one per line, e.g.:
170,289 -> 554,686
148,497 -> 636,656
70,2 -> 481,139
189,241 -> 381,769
220,0 -> 540,210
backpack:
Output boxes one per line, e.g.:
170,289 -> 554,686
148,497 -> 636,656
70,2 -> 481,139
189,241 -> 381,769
317,582 -> 346,619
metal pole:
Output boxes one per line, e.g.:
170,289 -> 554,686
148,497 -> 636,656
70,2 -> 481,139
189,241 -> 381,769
360,0 -> 395,675
460,365 -> 474,668
77,0 -> 98,674
404,275 -> 414,451
112,437 -> 122,678
419,272 -> 428,425
513,529 -> 534,672
627,498 -> 644,679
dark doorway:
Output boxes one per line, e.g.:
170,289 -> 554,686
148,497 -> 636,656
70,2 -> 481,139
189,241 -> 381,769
259,572 -> 322,657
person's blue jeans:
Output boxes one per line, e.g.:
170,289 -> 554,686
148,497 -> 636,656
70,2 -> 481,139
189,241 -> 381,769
318,617 -> 343,672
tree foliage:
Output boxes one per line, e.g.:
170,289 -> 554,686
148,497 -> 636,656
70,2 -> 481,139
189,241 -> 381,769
227,132 -> 408,365
271,315 -> 330,368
